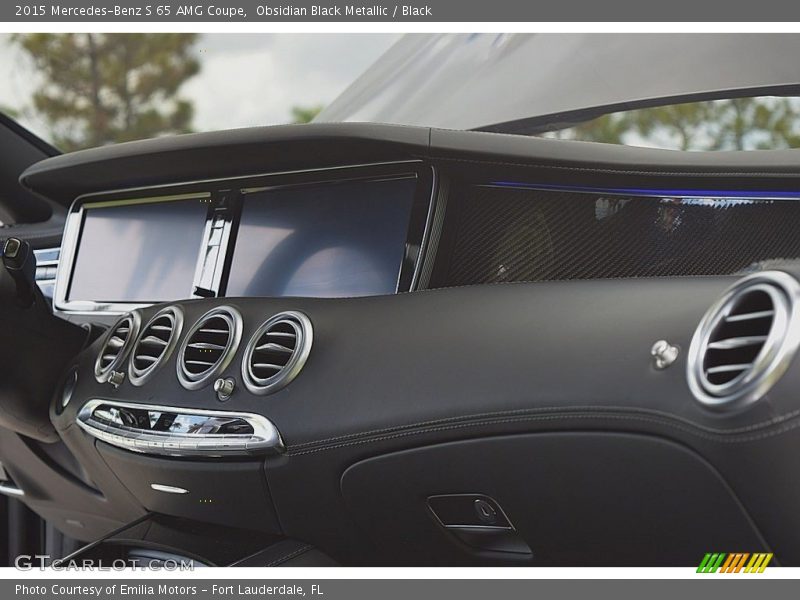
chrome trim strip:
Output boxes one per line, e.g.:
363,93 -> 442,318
415,175 -> 449,290
33,247 -> 60,266
409,165 -> 438,292
75,160 -> 424,201
0,482 -> 25,498
191,203 -> 234,299
150,484 -> 189,495
687,270 -> 800,410
82,192 -> 210,210
76,399 -> 283,457
35,247 -> 60,300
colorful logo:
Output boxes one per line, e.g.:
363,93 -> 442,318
697,553 -> 773,573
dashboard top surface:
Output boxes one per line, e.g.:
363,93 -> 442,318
20,123 -> 800,205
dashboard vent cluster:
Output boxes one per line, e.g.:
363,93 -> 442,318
92,305 -> 313,395
94,313 -> 140,383
177,306 -> 242,390
129,307 -> 183,386
688,271 -> 800,409
242,311 -> 313,395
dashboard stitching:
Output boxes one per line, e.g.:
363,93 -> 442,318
265,544 -> 313,567
286,409 -> 800,456
433,156 -> 800,178
288,404 -> 800,450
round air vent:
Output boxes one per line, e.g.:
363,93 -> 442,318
177,306 -> 242,390
242,311 -> 313,395
129,306 -> 184,386
94,312 -> 141,383
687,271 -> 800,409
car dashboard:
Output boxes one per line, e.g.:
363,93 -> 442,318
3,123 -> 800,566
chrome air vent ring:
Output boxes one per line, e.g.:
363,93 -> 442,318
94,312 -> 141,383
177,306 -> 243,390
687,271 -> 800,410
242,311 -> 313,395
129,306 -> 184,386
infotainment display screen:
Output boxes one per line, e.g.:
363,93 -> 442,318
67,197 -> 208,303
226,176 -> 417,298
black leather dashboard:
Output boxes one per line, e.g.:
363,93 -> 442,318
7,123 -> 800,566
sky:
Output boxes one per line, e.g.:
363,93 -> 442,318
0,33 -> 400,144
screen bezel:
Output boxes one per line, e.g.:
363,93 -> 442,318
54,161 -> 436,317
64,193 -> 213,305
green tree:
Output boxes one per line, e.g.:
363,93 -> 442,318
543,96 -> 800,151
13,33 -> 200,151
549,112 -> 638,145
0,105 -> 19,119
291,104 -> 323,124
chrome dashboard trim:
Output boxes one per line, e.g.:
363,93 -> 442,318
409,165 -> 438,291
72,160 -> 425,200
94,312 -> 141,384
53,160 -> 436,317
241,310 -> 313,396
191,201 -> 234,299
415,174 -> 449,290
128,306 -> 184,387
687,270 -> 800,410
150,484 -> 189,494
0,482 -> 25,498
33,247 -> 60,265
76,398 -> 284,457
34,247 -> 60,299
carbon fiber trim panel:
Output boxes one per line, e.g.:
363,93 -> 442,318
429,185 -> 800,287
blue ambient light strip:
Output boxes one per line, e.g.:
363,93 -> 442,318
488,181 -> 800,199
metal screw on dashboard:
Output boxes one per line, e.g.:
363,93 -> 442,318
651,340 -> 679,370
108,371 -> 125,388
214,377 -> 236,401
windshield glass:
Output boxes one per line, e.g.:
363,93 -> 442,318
4,33 -> 800,153
538,96 -> 800,151
316,33 -> 800,147
0,33 -> 398,151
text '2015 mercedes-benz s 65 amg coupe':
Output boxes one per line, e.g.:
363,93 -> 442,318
2,33 -> 800,567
